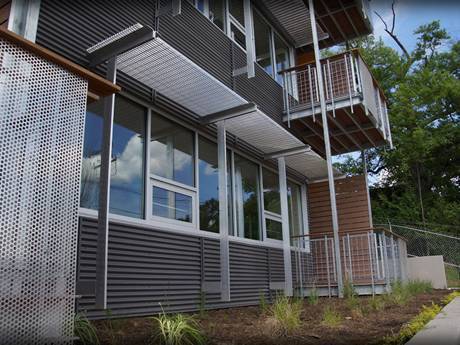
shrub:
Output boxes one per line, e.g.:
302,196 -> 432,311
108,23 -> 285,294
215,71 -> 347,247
321,306 -> 342,328
406,280 -> 433,295
442,290 -> 460,305
386,281 -> 411,306
384,303 -> 441,345
270,295 -> 303,335
152,312 -> 206,345
74,312 -> 99,345
308,288 -> 319,306
197,291 -> 207,319
259,291 -> 269,313
343,280 -> 360,312
369,296 -> 386,311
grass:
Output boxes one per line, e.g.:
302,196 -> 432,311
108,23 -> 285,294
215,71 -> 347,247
321,306 -> 342,328
259,290 -> 269,313
445,265 -> 460,288
369,296 -> 386,311
152,312 -> 206,345
270,295 -> 303,335
74,312 -> 99,345
442,290 -> 460,305
307,288 -> 319,305
383,303 -> 441,345
384,280 -> 433,306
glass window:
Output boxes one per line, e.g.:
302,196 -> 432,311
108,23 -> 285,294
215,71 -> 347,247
209,0 -> 225,30
80,101 -> 103,210
229,0 -> 244,25
253,11 -> 273,77
274,33 -> 290,84
80,97 -> 146,220
288,182 -> 303,244
199,137 -> 219,233
110,97 -> 146,218
152,186 -> 193,223
266,218 -> 283,241
230,23 -> 246,49
234,155 -> 260,240
262,169 -> 281,215
150,114 -> 195,186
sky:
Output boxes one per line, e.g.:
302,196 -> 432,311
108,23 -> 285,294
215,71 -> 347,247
369,0 -> 460,53
333,0 -> 460,184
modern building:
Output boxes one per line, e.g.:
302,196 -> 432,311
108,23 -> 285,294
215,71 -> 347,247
0,0 -> 406,342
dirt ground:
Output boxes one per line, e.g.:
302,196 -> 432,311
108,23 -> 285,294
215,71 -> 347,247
94,290 -> 449,345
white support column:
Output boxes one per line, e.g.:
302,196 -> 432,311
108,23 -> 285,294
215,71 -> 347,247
308,0 -> 344,297
95,57 -> 117,309
217,121 -> 231,302
278,157 -> 293,296
301,184 -> 310,253
362,151 -> 373,228
243,0 -> 255,78
8,0 -> 41,42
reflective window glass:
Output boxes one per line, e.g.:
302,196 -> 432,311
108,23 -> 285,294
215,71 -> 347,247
253,11 -> 273,76
263,168 -> 281,215
152,186 -> 193,223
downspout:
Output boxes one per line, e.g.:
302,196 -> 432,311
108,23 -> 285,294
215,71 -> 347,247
308,0 -> 344,297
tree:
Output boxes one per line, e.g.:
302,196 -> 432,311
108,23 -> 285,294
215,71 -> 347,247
335,20 -> 460,232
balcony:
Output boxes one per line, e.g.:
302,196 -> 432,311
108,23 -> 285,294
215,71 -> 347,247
281,50 -> 392,156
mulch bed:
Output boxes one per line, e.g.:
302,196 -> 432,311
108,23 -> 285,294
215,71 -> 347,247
93,290 -> 449,345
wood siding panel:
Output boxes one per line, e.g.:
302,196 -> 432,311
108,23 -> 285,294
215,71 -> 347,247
308,175 -> 371,235
0,0 -> 11,29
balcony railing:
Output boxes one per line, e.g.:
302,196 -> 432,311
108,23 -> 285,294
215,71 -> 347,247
281,50 -> 391,145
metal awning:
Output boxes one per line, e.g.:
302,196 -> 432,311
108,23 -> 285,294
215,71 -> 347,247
89,24 -> 337,180
259,0 -> 329,48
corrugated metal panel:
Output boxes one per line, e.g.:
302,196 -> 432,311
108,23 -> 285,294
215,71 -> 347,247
77,218 -> 286,319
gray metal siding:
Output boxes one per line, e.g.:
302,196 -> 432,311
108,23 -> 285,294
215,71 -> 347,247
77,218 -> 285,319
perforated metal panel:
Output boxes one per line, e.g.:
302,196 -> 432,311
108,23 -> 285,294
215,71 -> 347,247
0,38 -> 87,344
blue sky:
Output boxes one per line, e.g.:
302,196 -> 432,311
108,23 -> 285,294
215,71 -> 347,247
370,0 -> 460,53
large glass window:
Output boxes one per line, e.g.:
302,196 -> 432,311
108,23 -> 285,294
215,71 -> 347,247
253,10 -> 273,77
150,114 -> 195,187
209,0 -> 225,30
288,181 -> 303,244
262,168 -> 282,240
152,185 -> 193,223
198,137 -> 219,232
234,155 -> 260,240
80,97 -> 146,219
229,0 -> 244,25
110,97 -> 146,218
274,33 -> 290,85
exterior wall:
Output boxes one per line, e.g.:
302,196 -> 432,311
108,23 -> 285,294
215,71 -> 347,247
35,0 -> 287,125
308,175 -> 372,235
407,256 -> 447,289
0,0 -> 10,28
77,217 -> 285,319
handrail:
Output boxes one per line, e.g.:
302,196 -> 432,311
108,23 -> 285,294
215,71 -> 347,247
291,227 -> 407,242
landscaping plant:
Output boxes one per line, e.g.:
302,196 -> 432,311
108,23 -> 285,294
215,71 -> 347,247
369,296 -> 386,311
321,306 -> 342,328
152,312 -> 206,345
307,288 -> 319,305
384,303 -> 441,345
74,312 -> 99,345
259,290 -> 269,313
270,295 -> 303,335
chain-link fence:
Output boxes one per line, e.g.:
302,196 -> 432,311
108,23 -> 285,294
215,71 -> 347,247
376,222 -> 460,288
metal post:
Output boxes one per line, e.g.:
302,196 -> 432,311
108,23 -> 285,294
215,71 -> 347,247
96,57 -> 117,309
217,121 -> 231,302
362,150 -> 373,228
326,59 -> 336,118
390,235 -> 397,281
347,234 -> 353,283
367,232 -> 375,296
308,0 -> 344,297
284,72 -> 291,127
278,157 -> 293,296
308,65 -> 316,122
382,233 -> 391,291
373,232 -> 381,279
324,235 -> 331,297
344,53 -> 354,114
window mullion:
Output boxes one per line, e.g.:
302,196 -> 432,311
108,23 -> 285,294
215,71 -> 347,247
258,164 -> 266,241
195,132 -> 200,230
145,109 -> 152,220
270,29 -> 277,78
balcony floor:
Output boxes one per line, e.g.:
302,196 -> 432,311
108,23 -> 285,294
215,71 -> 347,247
287,102 -> 387,156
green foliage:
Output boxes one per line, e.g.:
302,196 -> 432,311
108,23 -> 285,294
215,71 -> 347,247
198,291 -> 207,319
383,303 -> 441,345
321,306 -> 342,328
342,280 -> 360,312
385,281 -> 411,306
369,296 -> 386,311
334,21 -> 460,232
307,288 -> 319,306
259,291 -> 269,313
152,312 -> 206,345
270,295 -> 303,335
442,290 -> 460,305
74,312 -> 99,345
406,280 -> 433,295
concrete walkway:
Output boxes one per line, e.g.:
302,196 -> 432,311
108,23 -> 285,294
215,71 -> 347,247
406,297 -> 460,345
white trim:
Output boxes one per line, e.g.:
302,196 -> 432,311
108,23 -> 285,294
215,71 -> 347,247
259,164 -> 267,241
149,174 -> 197,193
194,132 -> 200,229
301,183 -> 311,253
145,108 -> 152,221
8,0 -> 41,42
243,0 -> 255,78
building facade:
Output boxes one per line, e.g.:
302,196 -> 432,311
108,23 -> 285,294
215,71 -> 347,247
1,0 -> 403,334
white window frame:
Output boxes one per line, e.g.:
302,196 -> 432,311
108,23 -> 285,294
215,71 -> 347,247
261,167 -> 283,243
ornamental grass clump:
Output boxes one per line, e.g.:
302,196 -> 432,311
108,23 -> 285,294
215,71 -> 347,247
270,295 -> 303,336
321,306 -> 342,328
74,312 -> 99,345
152,312 -> 206,345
